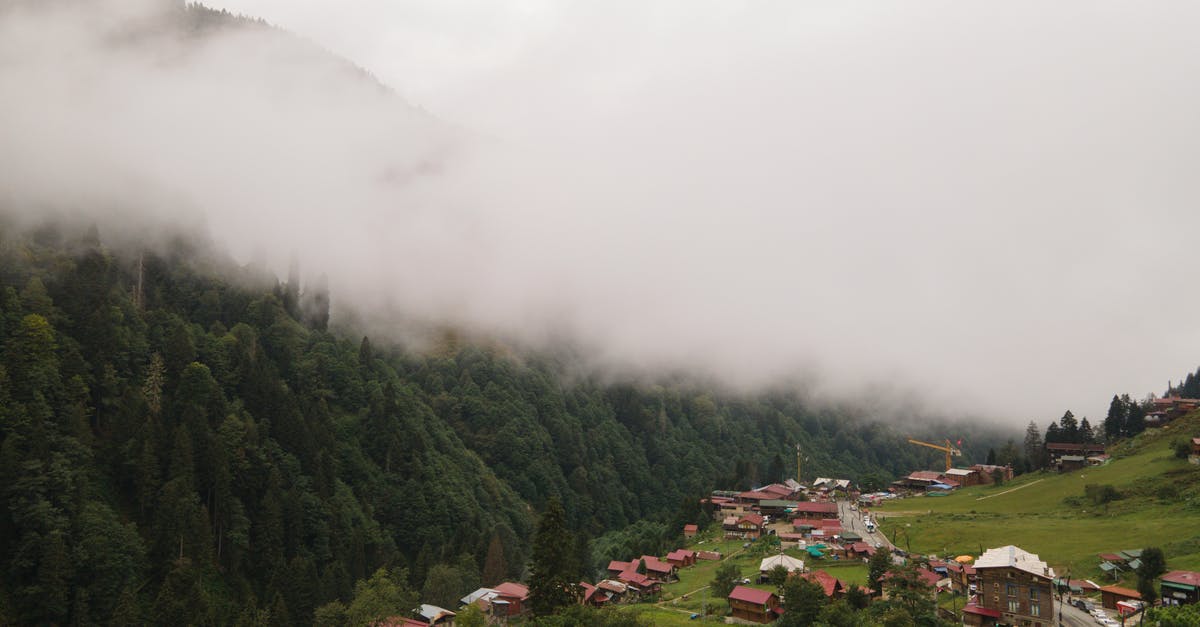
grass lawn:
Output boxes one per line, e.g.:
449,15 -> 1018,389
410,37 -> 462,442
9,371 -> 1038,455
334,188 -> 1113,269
873,416 -> 1200,581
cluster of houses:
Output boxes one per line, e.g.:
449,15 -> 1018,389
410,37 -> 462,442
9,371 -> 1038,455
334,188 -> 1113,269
1045,442 -> 1109,472
1148,396 -> 1200,424
891,464 -> 1014,494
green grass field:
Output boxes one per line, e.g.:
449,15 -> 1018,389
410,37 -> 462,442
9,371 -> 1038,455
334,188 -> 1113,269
873,416 -> 1200,584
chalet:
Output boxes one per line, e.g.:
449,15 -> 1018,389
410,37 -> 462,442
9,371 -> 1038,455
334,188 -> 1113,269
683,524 -> 698,538
727,585 -> 781,624
1151,396 -> 1200,421
970,464 -> 1014,484
758,554 -> 805,581
1044,443 -> 1106,465
943,467 -> 981,486
848,542 -> 875,560
1056,455 -> 1087,472
493,582 -> 529,616
722,516 -> 740,536
666,549 -> 696,568
892,470 -> 942,491
1161,570 -> 1200,606
964,545 -> 1054,627
1100,585 -> 1141,610
595,580 -> 630,604
696,550 -> 722,561
798,570 -> 845,599
790,502 -> 839,521
638,555 -> 677,582
728,514 -> 765,540
616,571 -> 661,597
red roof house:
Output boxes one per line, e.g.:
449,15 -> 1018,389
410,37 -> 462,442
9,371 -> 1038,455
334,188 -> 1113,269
683,524 -> 699,538
727,585 -> 781,624
798,570 -> 846,598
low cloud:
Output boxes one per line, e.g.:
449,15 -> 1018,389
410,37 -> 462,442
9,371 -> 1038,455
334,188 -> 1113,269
4,1 -> 1200,424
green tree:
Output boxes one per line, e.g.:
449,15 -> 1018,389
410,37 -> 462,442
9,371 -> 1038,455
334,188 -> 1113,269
1137,547 -> 1167,603
482,532 -> 508,585
778,576 -> 827,626
711,562 -> 741,599
867,548 -> 891,596
152,557 -> 208,627
345,568 -> 418,626
529,498 -> 577,615
767,564 -> 790,591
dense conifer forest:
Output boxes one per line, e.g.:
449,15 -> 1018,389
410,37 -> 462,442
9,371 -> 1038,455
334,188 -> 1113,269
0,220 -> 1010,624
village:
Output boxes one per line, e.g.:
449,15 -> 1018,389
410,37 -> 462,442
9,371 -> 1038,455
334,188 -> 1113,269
390,429 -> 1200,626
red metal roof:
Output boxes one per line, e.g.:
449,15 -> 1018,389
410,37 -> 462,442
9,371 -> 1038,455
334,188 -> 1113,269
1162,571 -> 1200,588
962,604 -> 1002,618
799,570 -> 844,597
666,549 -> 694,561
739,513 -> 764,526
728,585 -> 775,605
683,524 -> 698,532
1098,553 -> 1124,562
494,582 -> 529,600
1100,585 -> 1141,599
907,471 -> 942,481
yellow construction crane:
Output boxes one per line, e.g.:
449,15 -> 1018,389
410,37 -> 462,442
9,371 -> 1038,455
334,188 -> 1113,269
907,438 -> 962,472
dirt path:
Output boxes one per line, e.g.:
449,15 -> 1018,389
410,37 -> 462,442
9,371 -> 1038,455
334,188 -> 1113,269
975,478 -> 1043,500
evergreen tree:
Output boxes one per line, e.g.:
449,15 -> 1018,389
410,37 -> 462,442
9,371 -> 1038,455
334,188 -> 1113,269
777,576 -> 826,626
528,498 -> 576,615
1023,421 -> 1044,469
482,533 -> 508,586
867,549 -> 891,596
1079,417 -> 1095,444
1104,395 -> 1124,440
1059,411 -> 1079,443
711,562 -> 741,599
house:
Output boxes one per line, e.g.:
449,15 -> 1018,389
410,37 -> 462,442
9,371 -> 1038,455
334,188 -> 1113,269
1151,396 -> 1200,421
964,545 -> 1054,627
696,550 -> 722,561
727,514 -> 764,539
727,585 -> 781,624
1161,570 -> 1200,606
638,555 -> 678,582
683,524 -> 698,538
737,490 -> 776,505
969,464 -> 1015,484
493,582 -> 529,616
1044,443 -> 1106,465
1057,455 -> 1087,472
416,605 -> 456,625
666,549 -> 696,568
892,470 -> 943,490
943,467 -> 981,486
1100,585 -> 1142,610
758,554 -> 805,581
594,580 -> 631,604
882,567 -> 946,600
790,502 -> 839,521
798,570 -> 845,599
848,542 -> 876,560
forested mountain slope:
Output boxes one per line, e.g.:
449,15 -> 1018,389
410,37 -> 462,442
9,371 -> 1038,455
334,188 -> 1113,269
0,221 -> 1011,624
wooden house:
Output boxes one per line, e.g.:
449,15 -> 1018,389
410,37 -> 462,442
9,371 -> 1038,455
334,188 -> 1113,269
963,545 -> 1053,626
727,585 -> 781,624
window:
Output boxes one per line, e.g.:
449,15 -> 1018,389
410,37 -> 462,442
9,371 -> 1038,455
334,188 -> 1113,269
1008,599 -> 1020,613
1030,602 -> 1040,616
1030,587 -> 1039,600
1007,583 -> 1018,597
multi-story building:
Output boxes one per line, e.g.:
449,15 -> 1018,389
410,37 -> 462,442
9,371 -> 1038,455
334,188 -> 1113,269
963,545 -> 1055,627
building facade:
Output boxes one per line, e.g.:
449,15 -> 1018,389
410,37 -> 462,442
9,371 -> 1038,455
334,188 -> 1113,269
964,545 -> 1054,627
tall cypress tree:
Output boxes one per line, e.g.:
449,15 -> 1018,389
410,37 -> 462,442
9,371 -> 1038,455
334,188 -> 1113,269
528,498 -> 576,616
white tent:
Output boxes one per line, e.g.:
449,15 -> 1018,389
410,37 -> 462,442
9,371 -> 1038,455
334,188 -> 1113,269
759,554 -> 805,573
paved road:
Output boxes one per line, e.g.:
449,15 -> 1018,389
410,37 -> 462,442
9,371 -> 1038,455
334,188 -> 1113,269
836,499 -> 894,552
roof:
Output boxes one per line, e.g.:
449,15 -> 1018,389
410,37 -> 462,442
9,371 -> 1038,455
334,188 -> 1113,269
683,524 -> 698,532
417,605 -> 456,621
1060,455 -> 1086,462
1045,443 -> 1106,452
639,556 -> 674,574
737,490 -> 773,501
728,585 -> 775,605
799,570 -> 844,597
739,514 -> 764,526
608,560 -> 632,572
1100,585 -> 1141,599
907,471 -> 942,481
791,502 -> 838,514
461,588 -> 499,605
1098,553 -> 1125,562
962,604 -> 1002,618
974,545 -> 1054,579
759,499 -> 799,508
840,532 -> 863,541
944,468 -> 975,476
597,580 -> 627,593
759,484 -> 794,498
494,582 -> 529,600
759,554 -> 805,572
1162,571 -> 1200,589
666,549 -> 694,561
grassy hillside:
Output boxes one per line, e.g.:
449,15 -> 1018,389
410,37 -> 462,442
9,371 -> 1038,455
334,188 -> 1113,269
874,414 -> 1200,583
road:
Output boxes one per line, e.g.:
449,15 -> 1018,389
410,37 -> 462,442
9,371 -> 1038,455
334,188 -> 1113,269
836,499 -> 894,552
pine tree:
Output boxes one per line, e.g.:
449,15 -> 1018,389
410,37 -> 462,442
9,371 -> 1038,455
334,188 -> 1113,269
528,498 -> 576,615
1023,421 -> 1044,469
1059,411 -> 1079,443
482,532 -> 507,585
1079,418 -> 1095,444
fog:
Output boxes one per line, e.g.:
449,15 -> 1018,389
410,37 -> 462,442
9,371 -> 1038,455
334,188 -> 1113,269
4,0 -> 1200,425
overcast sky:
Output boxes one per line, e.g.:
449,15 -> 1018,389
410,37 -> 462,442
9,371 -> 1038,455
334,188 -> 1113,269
5,1 -> 1200,427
